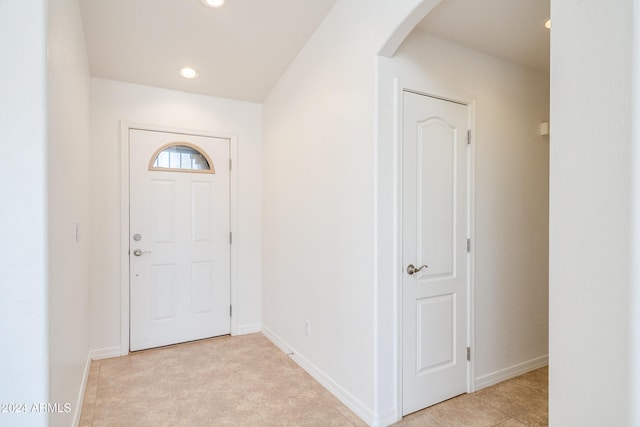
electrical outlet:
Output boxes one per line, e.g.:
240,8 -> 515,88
304,320 -> 311,336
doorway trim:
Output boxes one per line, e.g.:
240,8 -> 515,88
394,79 -> 477,414
119,121 -> 238,355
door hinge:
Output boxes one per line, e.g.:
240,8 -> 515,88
229,232 -> 233,244
467,347 -> 471,361
467,129 -> 471,145
230,305 -> 232,317
466,238 -> 471,253
229,158 -> 232,170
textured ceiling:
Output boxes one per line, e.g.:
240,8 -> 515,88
80,0 -> 338,102
416,0 -> 550,73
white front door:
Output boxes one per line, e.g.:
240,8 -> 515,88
129,129 -> 230,351
402,91 -> 470,415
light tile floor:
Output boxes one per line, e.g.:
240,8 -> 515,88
80,333 -> 547,426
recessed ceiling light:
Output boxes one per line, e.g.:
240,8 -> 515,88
544,18 -> 552,29
180,67 -> 198,79
202,0 -> 224,7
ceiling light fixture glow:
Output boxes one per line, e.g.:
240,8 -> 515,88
180,67 -> 199,79
202,0 -> 225,7
544,18 -> 551,29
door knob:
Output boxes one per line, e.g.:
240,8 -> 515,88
407,264 -> 428,275
132,249 -> 151,257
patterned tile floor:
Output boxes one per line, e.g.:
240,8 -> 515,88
395,367 -> 548,426
80,333 -> 547,426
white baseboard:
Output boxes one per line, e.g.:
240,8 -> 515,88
72,352 -> 92,427
235,323 -> 261,336
74,347 -> 121,426
260,325 -> 292,354
261,325 -> 375,426
474,354 -> 548,390
89,346 -> 121,360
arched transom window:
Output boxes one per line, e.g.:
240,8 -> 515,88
149,142 -> 215,174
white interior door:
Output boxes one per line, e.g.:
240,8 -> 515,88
402,91 -> 470,415
129,129 -> 230,351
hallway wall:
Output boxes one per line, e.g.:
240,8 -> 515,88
262,1 -> 428,425
89,78 -> 263,354
0,1 -> 48,426
549,0 -> 637,425
48,0 -> 93,425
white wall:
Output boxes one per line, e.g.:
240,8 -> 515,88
633,4 -> 640,426
261,0 -> 375,417
549,0 -> 637,425
0,1 -> 49,426
376,31 -> 549,419
89,78 -> 263,353
261,1 -> 426,425
47,0 -> 93,425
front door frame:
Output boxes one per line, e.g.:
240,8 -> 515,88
395,80 -> 476,413
119,121 -> 238,355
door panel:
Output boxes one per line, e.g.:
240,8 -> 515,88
129,129 -> 230,351
416,293 -> 455,374
402,91 -> 469,415
152,180 -> 175,243
152,264 -> 176,320
192,182 -> 212,241
192,261 -> 214,314
418,119 -> 456,278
